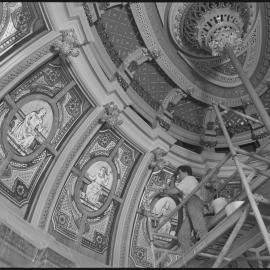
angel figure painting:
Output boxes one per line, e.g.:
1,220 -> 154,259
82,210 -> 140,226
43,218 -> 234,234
81,160 -> 113,211
7,100 -> 53,156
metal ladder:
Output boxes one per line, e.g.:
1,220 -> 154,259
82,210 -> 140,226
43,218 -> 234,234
147,103 -> 270,268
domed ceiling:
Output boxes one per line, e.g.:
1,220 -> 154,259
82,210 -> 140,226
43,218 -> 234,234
86,2 -> 270,150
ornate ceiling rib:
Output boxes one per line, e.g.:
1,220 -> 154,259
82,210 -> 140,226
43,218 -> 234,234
90,2 -> 270,149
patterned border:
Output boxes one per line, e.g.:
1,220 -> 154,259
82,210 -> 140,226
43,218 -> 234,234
0,35 -> 61,92
119,154 -> 154,267
130,3 -> 270,107
38,110 -> 104,229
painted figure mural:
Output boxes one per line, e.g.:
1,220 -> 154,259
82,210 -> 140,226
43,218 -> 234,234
9,108 -> 48,149
81,160 -> 113,210
152,196 -> 176,236
7,100 -> 53,156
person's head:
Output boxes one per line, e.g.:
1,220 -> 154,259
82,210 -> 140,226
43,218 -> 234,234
174,165 -> 192,182
98,166 -> 108,178
38,108 -> 47,118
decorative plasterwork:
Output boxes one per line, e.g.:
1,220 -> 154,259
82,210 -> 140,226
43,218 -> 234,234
52,29 -> 89,58
0,222 -> 75,267
38,109 -> 104,229
0,56 -> 93,212
0,2 -> 49,62
170,2 -> 261,88
168,3 -> 257,58
0,33 -> 62,98
130,3 -> 270,107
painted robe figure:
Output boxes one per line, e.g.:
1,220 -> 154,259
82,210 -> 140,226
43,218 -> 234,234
9,108 -> 48,151
153,199 -> 173,235
86,166 -> 109,205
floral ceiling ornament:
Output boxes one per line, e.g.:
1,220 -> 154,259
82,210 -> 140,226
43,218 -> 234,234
52,29 -> 89,58
100,101 -> 123,127
149,147 -> 170,171
208,30 -> 243,56
148,46 -> 162,60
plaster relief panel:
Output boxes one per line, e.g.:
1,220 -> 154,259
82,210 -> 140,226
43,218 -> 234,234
0,2 -> 48,62
7,100 -> 53,156
80,160 -> 114,212
129,169 -> 206,267
50,126 -> 142,264
0,57 -> 93,213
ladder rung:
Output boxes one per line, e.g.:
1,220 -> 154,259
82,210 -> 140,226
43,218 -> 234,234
199,252 -> 231,261
235,148 -> 270,165
218,103 -> 263,125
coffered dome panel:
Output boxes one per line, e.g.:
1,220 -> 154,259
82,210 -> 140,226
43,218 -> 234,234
91,2 -> 270,148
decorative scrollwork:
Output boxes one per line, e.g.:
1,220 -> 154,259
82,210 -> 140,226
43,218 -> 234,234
170,2 -> 255,57
149,147 -> 170,171
14,7 -> 31,33
51,29 -> 89,58
100,102 -> 123,127
83,2 -> 99,26
208,30 -> 243,56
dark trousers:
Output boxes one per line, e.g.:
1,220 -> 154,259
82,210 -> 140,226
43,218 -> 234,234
178,195 -> 208,253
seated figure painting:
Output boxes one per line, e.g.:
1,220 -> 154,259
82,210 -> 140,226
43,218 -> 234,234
7,100 -> 52,156
81,160 -> 114,211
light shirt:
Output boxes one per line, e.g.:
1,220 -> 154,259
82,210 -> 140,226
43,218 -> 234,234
175,175 -> 203,201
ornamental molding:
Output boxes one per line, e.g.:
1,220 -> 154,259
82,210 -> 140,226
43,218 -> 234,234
130,3 -> 269,106
0,33 -> 62,99
100,101 -> 123,127
149,147 -> 170,171
117,153 -> 154,267
52,29 -> 90,58
37,108 -> 104,229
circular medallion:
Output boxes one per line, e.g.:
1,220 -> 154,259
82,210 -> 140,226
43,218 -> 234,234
75,157 -> 117,217
147,194 -> 183,249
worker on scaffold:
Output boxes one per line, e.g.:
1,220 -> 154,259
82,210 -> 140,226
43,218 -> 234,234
160,165 -> 208,252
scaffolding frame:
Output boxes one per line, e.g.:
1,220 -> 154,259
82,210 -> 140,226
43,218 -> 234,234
144,102 -> 270,268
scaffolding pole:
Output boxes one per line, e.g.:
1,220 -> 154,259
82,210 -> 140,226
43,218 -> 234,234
225,46 -> 270,135
218,103 -> 263,125
213,103 -> 270,255
235,148 -> 270,165
155,153 -> 232,231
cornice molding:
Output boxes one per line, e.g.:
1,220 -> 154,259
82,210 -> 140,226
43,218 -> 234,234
0,31 -> 61,100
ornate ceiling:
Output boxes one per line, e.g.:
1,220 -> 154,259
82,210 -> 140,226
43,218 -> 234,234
90,2 -> 270,150
0,2 -> 270,268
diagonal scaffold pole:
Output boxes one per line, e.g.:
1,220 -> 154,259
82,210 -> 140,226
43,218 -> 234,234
214,103 -> 270,255
224,45 -> 270,135
212,205 -> 250,268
